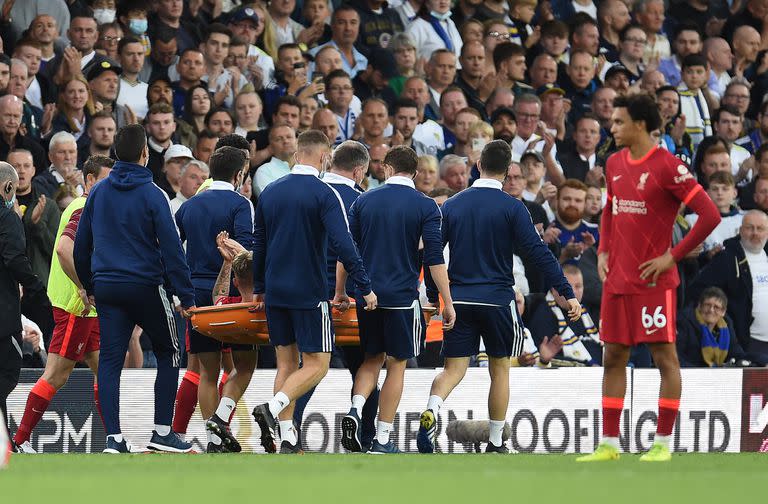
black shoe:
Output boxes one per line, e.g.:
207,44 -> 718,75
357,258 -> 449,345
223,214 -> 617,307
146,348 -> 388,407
206,442 -> 227,453
341,409 -> 362,453
485,442 -> 509,454
205,414 -> 241,453
279,440 -> 304,454
251,403 -> 277,453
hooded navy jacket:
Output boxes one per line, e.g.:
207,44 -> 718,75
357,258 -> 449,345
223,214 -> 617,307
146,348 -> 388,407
73,160 -> 194,307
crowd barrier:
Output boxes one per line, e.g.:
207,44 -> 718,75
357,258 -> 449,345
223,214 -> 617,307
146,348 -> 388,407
7,368 -> 768,453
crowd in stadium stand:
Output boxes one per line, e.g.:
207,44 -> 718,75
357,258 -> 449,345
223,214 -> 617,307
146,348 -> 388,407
2,0 -> 768,371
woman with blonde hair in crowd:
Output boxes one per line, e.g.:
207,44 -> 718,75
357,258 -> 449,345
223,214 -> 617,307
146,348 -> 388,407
253,1 -> 279,61
415,155 -> 439,194
45,75 -> 97,145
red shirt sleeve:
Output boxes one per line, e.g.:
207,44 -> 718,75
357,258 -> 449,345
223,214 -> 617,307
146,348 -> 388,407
215,295 -> 243,305
61,209 -> 83,241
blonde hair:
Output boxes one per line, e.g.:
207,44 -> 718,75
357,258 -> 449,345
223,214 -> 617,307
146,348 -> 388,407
232,250 -> 253,281
418,155 -> 438,173
254,2 -> 278,60
468,121 -> 493,139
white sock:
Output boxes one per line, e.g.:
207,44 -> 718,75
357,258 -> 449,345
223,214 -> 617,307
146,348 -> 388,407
108,434 -> 123,443
602,436 -> 619,449
216,397 -> 237,423
268,392 -> 290,417
207,430 -> 222,445
489,420 -> 505,446
351,394 -> 366,413
154,424 -> 170,436
427,395 -> 443,415
376,421 -> 392,445
654,434 -> 670,448
279,420 -> 297,445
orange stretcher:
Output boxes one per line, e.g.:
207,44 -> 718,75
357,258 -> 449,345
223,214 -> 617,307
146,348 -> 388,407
190,302 -> 437,346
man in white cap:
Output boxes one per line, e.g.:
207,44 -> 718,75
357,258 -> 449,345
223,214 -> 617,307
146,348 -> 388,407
158,144 -> 194,199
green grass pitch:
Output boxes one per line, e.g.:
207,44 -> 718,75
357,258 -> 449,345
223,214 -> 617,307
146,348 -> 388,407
2,453 -> 765,503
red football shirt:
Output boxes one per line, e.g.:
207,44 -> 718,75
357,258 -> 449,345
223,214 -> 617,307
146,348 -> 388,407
62,209 -> 83,241
600,146 -> 702,294
215,295 -> 242,305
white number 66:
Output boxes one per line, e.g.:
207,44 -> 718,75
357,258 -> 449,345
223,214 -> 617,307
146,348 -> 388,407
641,306 -> 667,329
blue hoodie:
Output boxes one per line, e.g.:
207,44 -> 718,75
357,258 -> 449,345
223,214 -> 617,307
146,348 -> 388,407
74,160 -> 195,307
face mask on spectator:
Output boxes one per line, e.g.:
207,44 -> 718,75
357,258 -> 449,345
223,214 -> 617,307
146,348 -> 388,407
430,10 -> 451,21
93,9 -> 116,25
129,19 -> 148,35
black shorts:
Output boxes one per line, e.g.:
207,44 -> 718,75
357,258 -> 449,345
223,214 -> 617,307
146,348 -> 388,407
358,301 -> 425,360
442,303 -> 525,358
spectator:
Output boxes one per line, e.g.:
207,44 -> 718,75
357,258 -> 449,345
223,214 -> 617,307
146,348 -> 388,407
614,24 -> 646,84
116,36 -> 149,120
365,143 -> 389,190
326,70 -> 357,145
635,0 -> 670,63
438,154 -> 469,192
658,22 -> 715,89
352,49 -> 398,105
553,179 -> 599,265
415,155 -> 439,195
312,108 -> 340,147
47,75 -> 97,148
0,95 -> 47,174
201,24 -> 250,110
350,0 -> 404,57
502,160 -> 550,234
685,171 -> 743,257
204,107 -> 235,138
426,50 -> 459,121
739,144 -> 768,210
524,264 -> 602,366
78,111 -> 116,165
234,92 -> 263,138
561,50 -> 599,124
455,41 -> 490,117
301,0 -> 332,48
511,93 -> 563,185
170,159 -> 208,216
140,26 -> 177,83
116,1 -> 151,58
704,37 -> 734,98
268,0 -> 313,48
8,149 -> 61,287
406,0 -> 463,64
356,98 -> 389,148
442,107 -> 480,159
391,98 -> 429,155
678,53 -> 713,151
668,0 -> 729,39
722,0 -> 768,48
171,49 -> 206,118
193,129 -> 218,165
656,85 -> 693,163
250,95 -> 301,167
597,0 -> 630,63
427,187 -> 454,207
490,106 -> 516,143
529,54 -> 559,90
13,38 -> 56,112
591,86 -> 617,150
182,85 -> 213,138
145,103 -> 177,181
309,6 -> 368,79
28,15 -> 60,76
557,113 -> 601,182
395,0 -> 422,33
95,22 -> 123,62
689,210 -> 768,365
253,125 -> 296,196
50,15 -> 111,86
34,132 -> 83,199
639,69 -> 667,94
438,87 -> 468,151
493,42 -> 533,97
569,13 -> 600,57
712,105 -> 752,181
538,19 -> 570,65
583,183 -> 602,225
148,0 -> 201,54
721,80 -> 754,136
753,177 -> 768,214
741,99 -> 768,154
87,60 -> 135,131
387,33 -> 418,97
677,287 -> 749,368
157,145 -> 194,200
697,142 -> 732,185
602,64 -> 633,95
731,25 -> 761,78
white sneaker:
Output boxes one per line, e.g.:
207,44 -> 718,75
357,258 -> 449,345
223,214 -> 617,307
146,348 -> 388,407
16,441 -> 37,454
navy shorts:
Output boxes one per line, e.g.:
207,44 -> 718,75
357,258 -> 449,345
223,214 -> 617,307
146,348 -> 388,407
188,288 -> 255,354
442,303 -> 525,358
266,301 -> 334,353
358,301 -> 425,360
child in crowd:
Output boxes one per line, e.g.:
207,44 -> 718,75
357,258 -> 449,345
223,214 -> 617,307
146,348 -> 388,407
685,171 -> 743,258
678,53 -> 713,151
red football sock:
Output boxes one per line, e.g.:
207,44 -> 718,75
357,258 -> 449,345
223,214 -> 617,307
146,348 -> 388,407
93,383 -> 104,427
218,372 -> 229,398
172,370 -> 200,435
13,379 -> 56,445
657,398 -> 680,437
602,396 -> 624,438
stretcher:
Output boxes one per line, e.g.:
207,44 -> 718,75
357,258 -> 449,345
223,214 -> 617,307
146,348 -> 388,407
189,302 -> 437,346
